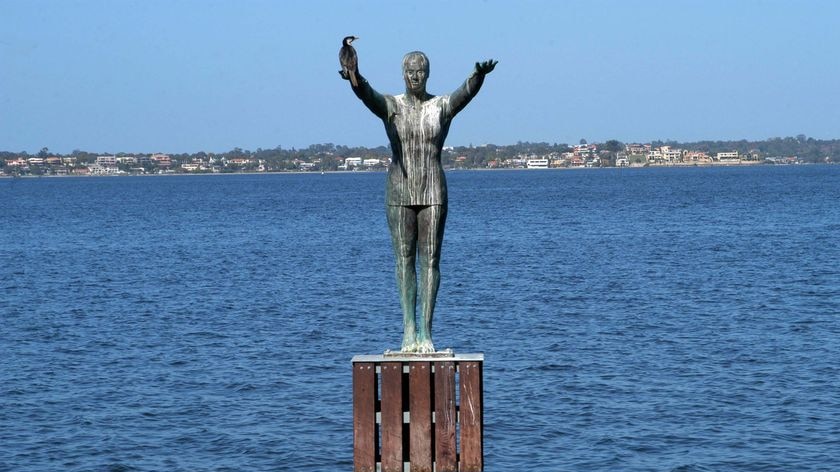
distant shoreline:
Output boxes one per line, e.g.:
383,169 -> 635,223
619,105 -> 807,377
6,161 -> 831,179
7,161 -> 835,180
2,161 -> 820,179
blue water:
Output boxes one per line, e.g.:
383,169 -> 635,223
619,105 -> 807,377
2,166 -> 839,471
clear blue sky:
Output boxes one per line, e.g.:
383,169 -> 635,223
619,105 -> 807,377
2,0 -> 839,154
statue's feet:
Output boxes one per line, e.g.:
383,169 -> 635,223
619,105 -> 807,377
415,339 -> 435,354
401,335 -> 417,353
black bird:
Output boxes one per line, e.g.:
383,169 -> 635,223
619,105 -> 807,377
339,35 -> 359,87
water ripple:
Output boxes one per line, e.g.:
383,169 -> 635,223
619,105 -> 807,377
2,167 -> 839,471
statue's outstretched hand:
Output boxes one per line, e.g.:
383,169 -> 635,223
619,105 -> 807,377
339,63 -> 360,79
475,59 -> 498,76
339,67 -> 361,87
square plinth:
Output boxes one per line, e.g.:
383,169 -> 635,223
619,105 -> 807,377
352,353 -> 484,472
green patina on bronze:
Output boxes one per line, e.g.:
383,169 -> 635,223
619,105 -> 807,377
340,43 -> 496,353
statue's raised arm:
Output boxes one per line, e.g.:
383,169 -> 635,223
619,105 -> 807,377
338,37 -> 390,121
344,71 -> 390,121
450,59 -> 498,117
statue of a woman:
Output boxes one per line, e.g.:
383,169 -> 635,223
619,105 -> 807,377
341,48 -> 496,353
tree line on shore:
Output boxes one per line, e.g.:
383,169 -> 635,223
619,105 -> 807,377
2,135 -> 838,175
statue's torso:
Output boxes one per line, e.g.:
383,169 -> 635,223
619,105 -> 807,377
384,94 -> 452,206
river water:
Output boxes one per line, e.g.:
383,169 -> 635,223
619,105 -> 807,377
2,165 -> 839,471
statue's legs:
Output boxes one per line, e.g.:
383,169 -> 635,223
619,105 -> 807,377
386,205 -> 418,351
415,204 -> 447,353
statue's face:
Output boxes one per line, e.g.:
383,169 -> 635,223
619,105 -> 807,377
403,57 -> 428,94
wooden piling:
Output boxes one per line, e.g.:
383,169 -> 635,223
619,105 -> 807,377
380,362 -> 404,472
351,353 -> 484,472
352,362 -> 377,472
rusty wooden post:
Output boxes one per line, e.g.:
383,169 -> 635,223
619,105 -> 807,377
460,360 -> 484,472
352,354 -> 484,472
353,362 -> 376,472
380,362 -> 404,472
409,362 -> 433,471
434,361 -> 457,472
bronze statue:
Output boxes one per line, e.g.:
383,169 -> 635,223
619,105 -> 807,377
340,44 -> 496,353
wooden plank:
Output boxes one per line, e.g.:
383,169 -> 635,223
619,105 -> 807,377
460,361 -> 483,472
353,362 -> 376,472
434,361 -> 457,472
352,353 -> 483,363
409,361 -> 433,472
380,362 -> 404,472
403,368 -> 411,464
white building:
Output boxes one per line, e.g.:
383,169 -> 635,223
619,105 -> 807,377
663,149 -> 683,162
345,157 -> 362,167
626,143 -> 648,154
616,153 -> 629,167
363,158 -> 381,167
716,151 -> 739,161
647,150 -> 663,162
526,158 -> 549,169
97,155 -> 117,166
88,163 -> 120,175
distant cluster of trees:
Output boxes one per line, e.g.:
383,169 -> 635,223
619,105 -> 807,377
208,136 -> 840,168
443,136 -> 839,167
649,135 -> 840,164
2,135 -> 839,176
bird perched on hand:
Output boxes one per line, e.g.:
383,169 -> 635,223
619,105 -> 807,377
339,35 -> 359,87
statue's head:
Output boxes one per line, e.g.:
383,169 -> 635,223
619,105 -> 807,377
402,51 -> 429,95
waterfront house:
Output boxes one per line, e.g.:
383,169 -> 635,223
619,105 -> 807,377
150,154 -> 172,168
526,158 -> 549,169
616,154 -> 629,167
685,151 -> 711,163
716,151 -> 739,162
626,143 -> 647,154
663,148 -> 683,162
88,163 -> 120,175
97,155 -> 117,166
228,158 -> 251,167
647,149 -> 662,163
